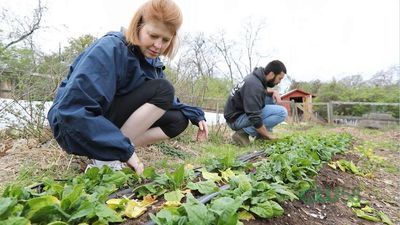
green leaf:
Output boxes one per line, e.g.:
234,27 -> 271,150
142,167 -> 157,179
183,193 -> 214,225
0,197 -> 18,220
230,174 -> 252,193
68,201 -> 96,222
25,195 -> 61,216
270,201 -> 284,217
250,201 -> 273,218
47,221 -> 69,225
378,211 -> 394,225
95,203 -> 123,222
171,165 -> 185,189
187,180 -> 219,195
210,197 -> 243,225
28,205 -> 70,223
164,190 -> 184,202
353,209 -> 380,222
101,171 -> 129,188
150,208 -> 186,225
84,167 -> 100,180
61,184 -> 85,211
2,185 -> 31,200
270,183 -> 298,201
0,217 -> 30,225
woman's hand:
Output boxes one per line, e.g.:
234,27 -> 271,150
196,120 -> 208,141
127,152 -> 144,175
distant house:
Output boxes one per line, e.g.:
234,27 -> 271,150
281,89 -> 316,120
0,70 -> 13,98
0,72 -> 53,99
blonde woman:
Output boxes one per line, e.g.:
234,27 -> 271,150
47,0 -> 208,174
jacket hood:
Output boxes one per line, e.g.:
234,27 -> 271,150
106,31 -> 165,69
132,45 -> 165,69
252,67 -> 268,88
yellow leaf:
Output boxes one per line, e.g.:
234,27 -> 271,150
124,200 -> 146,218
220,168 -> 235,182
106,199 -> 123,205
201,168 -> 221,182
106,198 -> 127,210
126,199 -> 139,207
125,206 -> 147,218
238,210 -> 255,221
181,189 -> 192,194
363,173 -> 374,178
185,164 -> 194,170
163,201 -> 181,207
139,195 -> 157,207
327,162 -> 337,169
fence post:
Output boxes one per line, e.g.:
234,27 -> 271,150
216,102 -> 220,124
290,100 -> 298,123
327,102 -> 333,124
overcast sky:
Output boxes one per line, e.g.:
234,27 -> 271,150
1,0 -> 399,82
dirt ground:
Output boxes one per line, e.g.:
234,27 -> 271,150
0,126 -> 399,225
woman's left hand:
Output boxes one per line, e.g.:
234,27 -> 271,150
196,120 -> 208,141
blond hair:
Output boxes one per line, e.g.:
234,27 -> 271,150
126,0 -> 182,58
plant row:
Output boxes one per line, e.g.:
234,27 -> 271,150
0,133 -> 352,225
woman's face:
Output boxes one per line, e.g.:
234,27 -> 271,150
138,20 -> 174,58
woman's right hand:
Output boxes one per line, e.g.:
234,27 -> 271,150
127,152 -> 144,175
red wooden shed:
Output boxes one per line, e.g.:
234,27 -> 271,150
281,89 -> 316,119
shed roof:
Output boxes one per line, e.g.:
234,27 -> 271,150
281,88 -> 316,98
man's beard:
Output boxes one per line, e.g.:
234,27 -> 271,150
266,81 -> 276,88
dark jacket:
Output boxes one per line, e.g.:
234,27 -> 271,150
47,31 -> 205,162
224,67 -> 269,128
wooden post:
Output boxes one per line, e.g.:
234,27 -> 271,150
327,102 -> 333,124
216,102 -> 220,124
290,100 -> 296,123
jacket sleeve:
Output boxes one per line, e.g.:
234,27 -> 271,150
242,82 -> 264,128
171,96 -> 206,126
53,36 -> 134,162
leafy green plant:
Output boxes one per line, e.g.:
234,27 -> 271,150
0,166 -> 131,224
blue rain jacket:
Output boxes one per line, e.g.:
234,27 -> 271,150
47,31 -> 205,162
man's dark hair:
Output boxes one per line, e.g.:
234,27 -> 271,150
264,60 -> 287,75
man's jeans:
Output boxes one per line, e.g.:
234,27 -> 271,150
227,96 -> 288,137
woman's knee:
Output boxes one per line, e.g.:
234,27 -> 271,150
171,118 -> 189,138
160,110 -> 189,138
148,79 -> 175,110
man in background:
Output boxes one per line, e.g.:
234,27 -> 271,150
224,60 -> 288,145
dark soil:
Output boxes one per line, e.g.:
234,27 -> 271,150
121,127 -> 400,225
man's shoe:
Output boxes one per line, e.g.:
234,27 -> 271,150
232,130 -> 250,146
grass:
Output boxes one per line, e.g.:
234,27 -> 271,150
1,122 -> 398,195
0,159 -> 81,194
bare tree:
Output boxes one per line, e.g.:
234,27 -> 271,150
174,33 -> 218,103
242,19 -> 265,74
369,65 -> 400,86
212,30 -> 237,86
339,74 -> 364,87
0,0 -> 45,51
